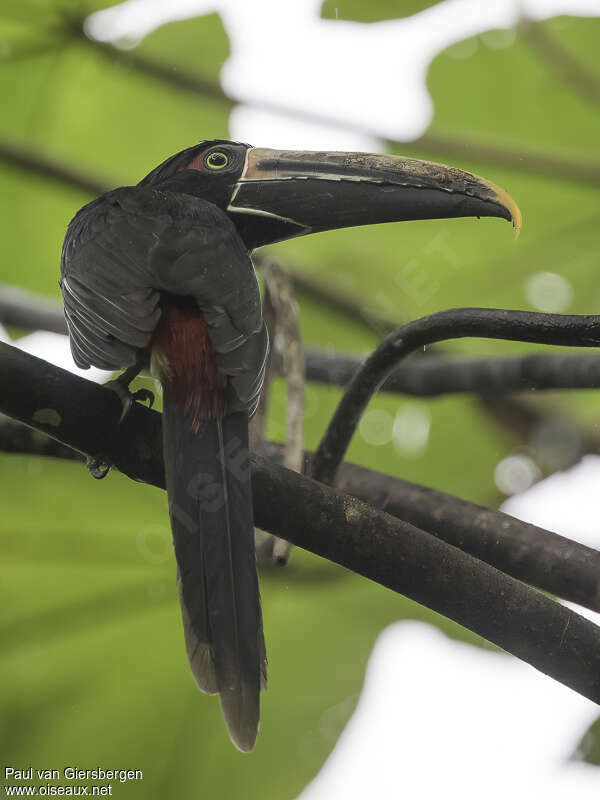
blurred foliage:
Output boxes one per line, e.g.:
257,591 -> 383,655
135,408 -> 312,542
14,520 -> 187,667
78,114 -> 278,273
321,0 -> 441,22
574,715 -> 600,766
1,2 -> 599,797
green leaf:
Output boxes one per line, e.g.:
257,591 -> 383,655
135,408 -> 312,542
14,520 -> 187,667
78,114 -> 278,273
321,0 -> 442,22
573,715 -> 600,766
135,12 -> 229,80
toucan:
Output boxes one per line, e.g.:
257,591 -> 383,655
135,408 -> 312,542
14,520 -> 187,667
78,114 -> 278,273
60,140 -> 520,752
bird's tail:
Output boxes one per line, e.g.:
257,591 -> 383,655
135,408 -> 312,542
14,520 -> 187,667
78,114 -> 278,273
162,401 -> 266,751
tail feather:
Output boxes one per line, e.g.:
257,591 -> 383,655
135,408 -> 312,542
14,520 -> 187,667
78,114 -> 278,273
163,401 -> 266,752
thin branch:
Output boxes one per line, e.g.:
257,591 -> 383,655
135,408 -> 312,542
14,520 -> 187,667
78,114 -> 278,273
0,284 -> 67,335
1,340 -> 600,702
0,139 -> 111,196
311,308 -> 600,485
304,348 -> 600,395
249,263 -> 278,560
259,260 -> 305,564
4,408 -> 600,616
264,261 -> 397,336
477,392 -> 595,471
519,18 -> 600,107
86,39 -> 229,103
0,38 -> 63,65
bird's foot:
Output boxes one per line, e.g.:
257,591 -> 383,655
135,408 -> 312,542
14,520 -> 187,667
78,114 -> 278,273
86,364 -> 154,479
103,368 -> 154,424
86,455 -> 112,480
87,383 -> 154,478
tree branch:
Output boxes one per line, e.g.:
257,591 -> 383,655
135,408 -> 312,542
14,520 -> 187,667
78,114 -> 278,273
519,18 -> 600,108
258,260 -> 305,564
0,284 -> 68,335
256,258 -> 396,336
260,442 -> 600,615
2,282 -> 600,400
3,407 -> 600,615
0,139 -> 111,196
303,347 -> 600,396
8,284 -> 600,398
253,453 -> 600,704
311,308 -> 600,485
2,341 -> 600,704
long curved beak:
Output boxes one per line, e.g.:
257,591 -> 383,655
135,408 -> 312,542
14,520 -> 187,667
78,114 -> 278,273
228,148 -> 521,250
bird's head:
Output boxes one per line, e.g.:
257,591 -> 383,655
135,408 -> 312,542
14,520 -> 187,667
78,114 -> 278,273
140,139 -> 521,250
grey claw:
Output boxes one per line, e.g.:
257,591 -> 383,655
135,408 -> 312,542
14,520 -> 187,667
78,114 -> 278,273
118,394 -> 133,424
103,376 -> 153,423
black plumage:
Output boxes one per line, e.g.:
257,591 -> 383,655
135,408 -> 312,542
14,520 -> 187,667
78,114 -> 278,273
60,139 -> 520,751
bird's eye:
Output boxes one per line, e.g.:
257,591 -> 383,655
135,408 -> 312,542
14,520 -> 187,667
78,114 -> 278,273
205,151 -> 229,170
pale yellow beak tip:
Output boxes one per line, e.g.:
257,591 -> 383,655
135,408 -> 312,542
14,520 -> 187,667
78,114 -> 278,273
511,203 -> 522,240
478,173 -> 522,240
487,179 -> 522,240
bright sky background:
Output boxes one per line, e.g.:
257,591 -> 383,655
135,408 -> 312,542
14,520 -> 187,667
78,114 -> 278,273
10,0 -> 600,795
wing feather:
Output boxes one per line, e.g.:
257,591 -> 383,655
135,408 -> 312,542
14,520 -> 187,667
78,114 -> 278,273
61,186 -> 266,412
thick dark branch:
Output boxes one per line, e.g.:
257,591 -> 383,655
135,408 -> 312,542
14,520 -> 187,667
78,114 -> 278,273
2,341 -> 600,704
254,454 -> 600,704
312,308 -> 600,484
0,340 -> 163,485
258,442 -> 600,615
3,411 -> 600,615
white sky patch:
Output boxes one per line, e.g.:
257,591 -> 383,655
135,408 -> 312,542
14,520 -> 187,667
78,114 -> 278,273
502,455 -> 600,561
299,622 -> 600,800
87,0 -> 600,149
13,331 -> 112,383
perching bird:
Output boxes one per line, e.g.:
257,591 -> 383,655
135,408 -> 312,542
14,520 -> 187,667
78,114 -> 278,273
60,140 -> 520,751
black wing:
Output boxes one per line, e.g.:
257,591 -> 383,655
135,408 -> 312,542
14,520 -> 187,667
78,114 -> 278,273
61,187 -> 266,411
